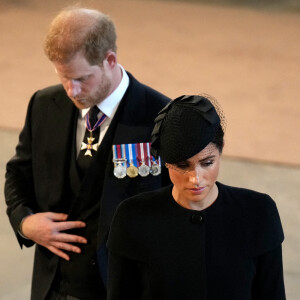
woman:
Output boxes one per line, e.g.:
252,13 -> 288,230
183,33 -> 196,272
107,95 -> 285,299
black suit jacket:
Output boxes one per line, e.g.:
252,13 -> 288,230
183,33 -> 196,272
5,72 -> 170,300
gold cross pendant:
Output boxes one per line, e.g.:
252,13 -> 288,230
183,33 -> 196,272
80,136 -> 98,157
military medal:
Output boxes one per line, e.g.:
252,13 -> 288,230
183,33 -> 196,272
126,144 -> 139,178
127,163 -> 139,178
112,144 -> 127,179
114,160 -> 127,178
147,143 -> 161,176
80,110 -> 107,157
150,159 -> 161,176
137,143 -> 150,177
112,142 -> 159,178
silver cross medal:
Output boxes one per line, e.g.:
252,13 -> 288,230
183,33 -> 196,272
80,131 -> 98,157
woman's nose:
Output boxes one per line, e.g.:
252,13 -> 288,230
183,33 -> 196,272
188,165 -> 202,183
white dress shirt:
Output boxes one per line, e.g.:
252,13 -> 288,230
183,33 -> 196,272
76,65 -> 129,156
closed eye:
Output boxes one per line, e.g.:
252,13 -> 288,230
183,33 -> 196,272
175,163 -> 189,170
76,75 -> 90,82
201,160 -> 214,167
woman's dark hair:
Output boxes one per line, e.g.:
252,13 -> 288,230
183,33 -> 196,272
151,95 -> 226,163
211,125 -> 224,153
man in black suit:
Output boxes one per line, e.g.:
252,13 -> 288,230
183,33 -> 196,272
4,7 -> 170,300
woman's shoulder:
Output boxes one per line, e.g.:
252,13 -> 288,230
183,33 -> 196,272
217,182 -> 284,255
217,182 -> 282,233
217,182 -> 276,209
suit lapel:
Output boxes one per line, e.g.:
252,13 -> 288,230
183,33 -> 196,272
69,109 -> 83,197
41,87 -> 76,209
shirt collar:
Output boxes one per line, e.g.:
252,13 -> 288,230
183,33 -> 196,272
81,64 -> 129,118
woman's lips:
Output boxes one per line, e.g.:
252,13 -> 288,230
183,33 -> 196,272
189,186 -> 206,194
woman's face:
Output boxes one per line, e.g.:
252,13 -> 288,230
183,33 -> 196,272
167,143 -> 221,210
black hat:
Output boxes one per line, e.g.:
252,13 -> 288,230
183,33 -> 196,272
150,95 -> 221,163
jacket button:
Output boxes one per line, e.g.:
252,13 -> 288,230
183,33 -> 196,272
191,214 -> 203,224
90,259 -> 97,266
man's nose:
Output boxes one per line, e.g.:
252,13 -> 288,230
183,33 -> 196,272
66,80 -> 81,98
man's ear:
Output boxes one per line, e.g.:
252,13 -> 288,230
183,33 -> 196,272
105,51 -> 117,69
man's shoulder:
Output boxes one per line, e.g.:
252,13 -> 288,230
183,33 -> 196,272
125,72 -> 170,122
30,84 -> 70,108
28,84 -> 72,115
34,84 -> 66,98
127,72 -> 170,104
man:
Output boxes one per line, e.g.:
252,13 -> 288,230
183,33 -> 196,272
5,7 -> 170,300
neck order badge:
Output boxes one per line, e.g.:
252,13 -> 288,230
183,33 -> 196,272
80,106 -> 107,157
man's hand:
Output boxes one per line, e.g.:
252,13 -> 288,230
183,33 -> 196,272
21,212 -> 87,261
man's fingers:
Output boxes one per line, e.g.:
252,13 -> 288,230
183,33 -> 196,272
48,245 -> 70,261
51,241 -> 83,254
53,233 -> 87,244
55,220 -> 86,232
47,212 -> 68,221
48,239 -> 87,260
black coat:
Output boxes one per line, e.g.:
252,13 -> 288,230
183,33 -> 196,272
107,182 -> 285,300
5,72 -> 170,300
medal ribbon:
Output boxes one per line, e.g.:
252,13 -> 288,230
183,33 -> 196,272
122,144 -> 128,167
112,145 -> 117,161
113,144 -> 123,161
112,144 -> 127,179
113,143 -> 160,175
132,144 -> 138,166
136,144 -> 141,167
127,144 -> 137,167
144,143 -> 151,167
113,144 -> 123,160
139,143 -> 146,166
146,143 -> 152,166
86,111 -> 107,132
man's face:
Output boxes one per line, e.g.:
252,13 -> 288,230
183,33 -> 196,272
53,52 -> 112,109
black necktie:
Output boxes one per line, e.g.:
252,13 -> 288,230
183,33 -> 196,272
77,106 -> 101,177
